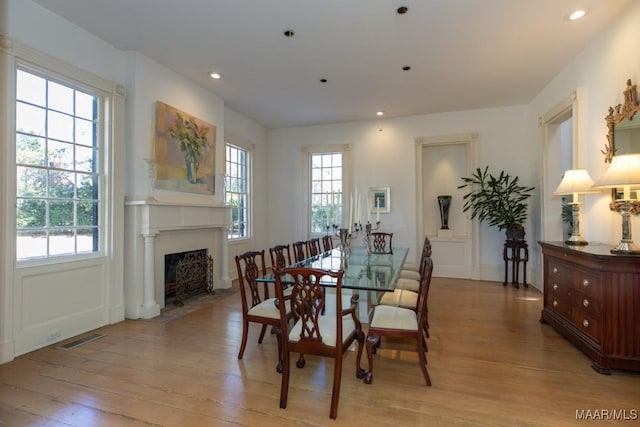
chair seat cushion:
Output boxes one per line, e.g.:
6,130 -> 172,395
370,305 -> 417,331
401,261 -> 419,271
247,297 -> 282,319
289,315 -> 356,347
379,288 -> 418,310
396,278 -> 420,292
399,269 -> 420,281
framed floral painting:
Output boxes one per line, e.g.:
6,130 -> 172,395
154,101 -> 216,195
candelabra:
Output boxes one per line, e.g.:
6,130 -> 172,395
324,220 -> 381,253
361,221 -> 381,253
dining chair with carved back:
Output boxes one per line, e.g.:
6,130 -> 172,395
269,244 -> 292,270
321,235 -> 333,252
399,236 -> 432,282
235,250 -> 286,372
360,256 -> 434,386
273,266 -> 366,419
307,238 -> 322,257
292,241 -> 308,263
377,237 -> 432,338
369,232 -> 393,254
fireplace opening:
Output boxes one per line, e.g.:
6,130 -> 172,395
164,249 -> 213,306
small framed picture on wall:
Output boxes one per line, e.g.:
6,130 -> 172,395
369,187 -> 390,213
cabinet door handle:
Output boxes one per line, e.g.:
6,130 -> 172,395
583,319 -> 589,328
583,299 -> 589,307
553,267 -> 558,274
583,279 -> 589,287
553,283 -> 558,290
552,300 -> 558,307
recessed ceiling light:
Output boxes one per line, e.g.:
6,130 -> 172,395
209,72 -> 222,80
376,111 -> 385,116
397,6 -> 408,14
283,29 -> 295,37
569,10 -> 586,20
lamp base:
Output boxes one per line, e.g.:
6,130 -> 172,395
611,240 -> 640,255
565,239 -> 588,246
565,233 -> 588,246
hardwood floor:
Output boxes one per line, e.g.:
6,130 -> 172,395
0,278 -> 637,426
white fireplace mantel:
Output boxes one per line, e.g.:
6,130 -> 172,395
124,200 -> 231,319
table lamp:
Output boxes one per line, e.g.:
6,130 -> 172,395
592,153 -> 640,254
554,169 -> 596,245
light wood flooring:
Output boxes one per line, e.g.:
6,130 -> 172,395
0,278 -> 638,426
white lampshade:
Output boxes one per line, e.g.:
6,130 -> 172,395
593,154 -> 640,191
554,169 -> 596,197
592,153 -> 640,254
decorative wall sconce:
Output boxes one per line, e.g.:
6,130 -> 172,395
554,169 -> 596,245
593,154 -> 640,254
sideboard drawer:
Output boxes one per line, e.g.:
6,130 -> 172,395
571,272 -> 601,299
572,311 -> 602,342
571,289 -> 601,320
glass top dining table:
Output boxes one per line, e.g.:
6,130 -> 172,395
257,246 -> 408,292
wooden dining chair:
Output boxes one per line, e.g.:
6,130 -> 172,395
235,250 -> 284,372
361,256 -> 434,386
269,244 -> 292,270
321,235 -> 333,252
395,236 -> 432,292
370,232 -> 393,254
307,238 -> 322,257
378,237 -> 432,337
400,237 -> 432,282
292,241 -> 308,263
273,267 -> 366,419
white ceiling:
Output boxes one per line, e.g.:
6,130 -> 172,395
33,0 -> 631,129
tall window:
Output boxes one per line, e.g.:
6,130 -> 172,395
310,152 -> 343,234
15,67 -> 102,260
225,143 -> 249,239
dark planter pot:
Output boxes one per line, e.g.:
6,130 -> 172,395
506,227 -> 525,241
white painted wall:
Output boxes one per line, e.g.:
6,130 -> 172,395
267,106 -> 533,283
124,51 -> 226,204
2,0 -> 129,362
526,0 -> 640,286
1,0 -> 268,362
224,107 -> 269,278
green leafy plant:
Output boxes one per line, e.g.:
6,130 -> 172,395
561,201 -> 574,230
167,113 -> 209,181
458,166 -> 534,233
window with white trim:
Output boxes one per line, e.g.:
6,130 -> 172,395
225,143 -> 249,239
15,67 -> 103,260
309,151 -> 344,234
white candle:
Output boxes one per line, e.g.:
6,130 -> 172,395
376,199 -> 380,222
349,192 -> 353,232
354,187 -> 358,225
367,196 -> 372,223
355,187 -> 361,225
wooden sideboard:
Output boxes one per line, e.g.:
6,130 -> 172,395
539,241 -> 640,374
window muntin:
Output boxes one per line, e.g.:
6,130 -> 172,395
225,144 -> 249,240
310,152 -> 343,234
15,68 -> 101,260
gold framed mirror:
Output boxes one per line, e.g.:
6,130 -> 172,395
602,79 -> 640,215
603,79 -> 640,163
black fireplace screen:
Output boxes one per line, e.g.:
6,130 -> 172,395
164,249 -> 213,306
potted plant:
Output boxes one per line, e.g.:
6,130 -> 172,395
458,166 -> 534,240
167,113 -> 209,183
